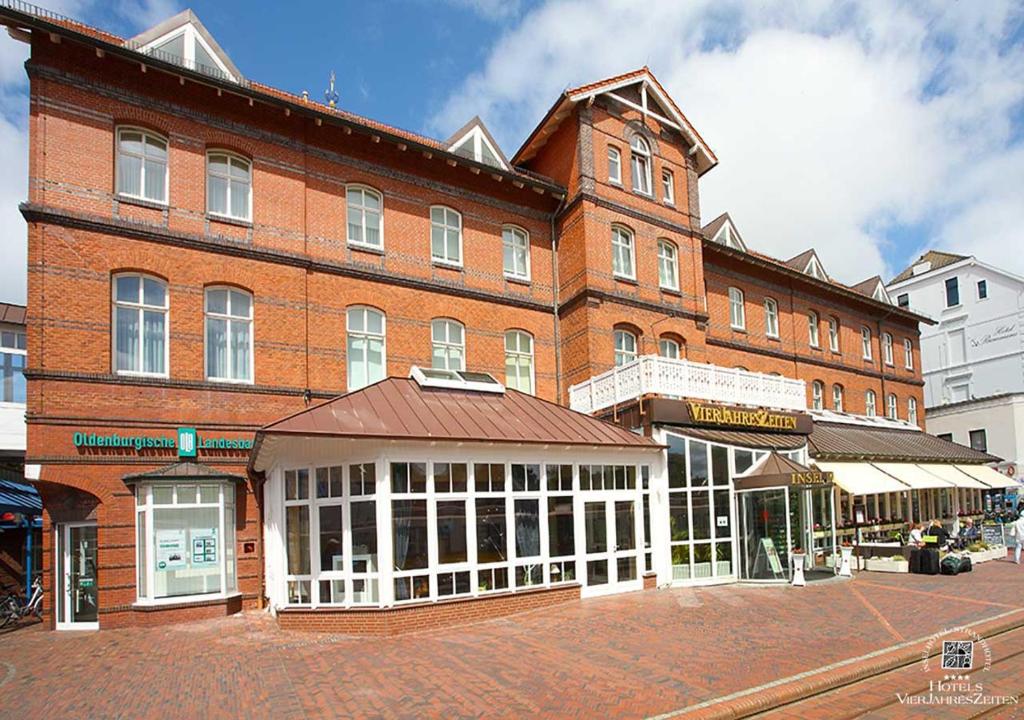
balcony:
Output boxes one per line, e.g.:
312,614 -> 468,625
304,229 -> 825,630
568,355 -> 808,415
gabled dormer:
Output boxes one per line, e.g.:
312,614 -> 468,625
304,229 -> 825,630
446,116 -> 508,170
786,249 -> 829,281
703,213 -> 747,252
129,10 -> 241,83
851,276 -> 892,304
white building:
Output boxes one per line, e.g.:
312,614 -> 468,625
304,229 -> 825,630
887,251 -> 1024,492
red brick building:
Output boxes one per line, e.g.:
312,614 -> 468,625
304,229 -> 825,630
1,5 -> 935,630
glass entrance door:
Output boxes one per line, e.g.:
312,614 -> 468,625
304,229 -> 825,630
738,489 -> 790,581
582,498 -> 642,597
56,523 -> 98,629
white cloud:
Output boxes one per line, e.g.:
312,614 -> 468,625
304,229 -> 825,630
429,0 -> 1024,284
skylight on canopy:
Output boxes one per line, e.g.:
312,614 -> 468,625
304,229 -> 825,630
410,366 -> 505,393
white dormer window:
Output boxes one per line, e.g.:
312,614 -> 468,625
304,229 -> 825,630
712,222 -> 746,252
447,124 -> 507,170
872,282 -> 891,303
804,255 -> 826,280
137,16 -> 238,83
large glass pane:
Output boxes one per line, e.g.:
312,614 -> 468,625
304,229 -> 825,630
318,506 -> 344,571
436,500 -> 467,564
514,499 -> 540,558
206,316 -> 227,379
615,501 -> 635,551
689,440 -> 709,486
475,498 -> 506,563
143,158 -> 165,201
207,174 -> 228,215
285,506 -> 310,575
547,496 -> 574,557
739,489 -> 789,580
229,179 -> 249,219
713,490 -> 731,538
115,275 -> 140,303
669,493 -> 689,541
391,500 -> 428,571
691,492 -> 711,540
153,506 -> 221,598
668,435 -> 687,488
118,153 -> 142,196
350,501 -> 377,573
230,319 -> 251,380
69,525 -> 98,622
142,310 -> 165,374
115,306 -> 138,372
585,502 -> 607,553
711,445 -> 729,486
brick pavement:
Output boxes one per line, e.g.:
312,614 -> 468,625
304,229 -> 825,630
0,560 -> 1022,719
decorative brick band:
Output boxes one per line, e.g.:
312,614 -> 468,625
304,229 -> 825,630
277,583 -> 582,636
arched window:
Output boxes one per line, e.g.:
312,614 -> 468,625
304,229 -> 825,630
811,380 -> 824,410
883,332 -> 894,365
205,286 -> 253,382
861,326 -> 873,360
116,127 -> 168,203
207,151 -> 251,221
658,337 -> 680,359
832,383 -> 844,412
657,239 -> 678,290
607,146 -> 621,184
887,393 -> 898,419
504,330 -> 534,394
613,329 -> 638,367
346,306 -> 386,391
346,185 -> 383,249
764,298 -> 779,338
908,397 -> 918,424
630,135 -> 652,195
430,206 -> 462,266
865,390 -> 877,416
828,317 -> 840,352
904,338 -> 914,370
113,273 -> 168,376
431,318 -> 465,371
728,287 -> 745,330
611,225 -> 635,279
808,311 -> 820,347
502,225 -> 531,280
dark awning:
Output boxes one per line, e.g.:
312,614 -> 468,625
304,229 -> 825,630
734,452 -> 833,491
809,421 -> 1000,463
123,461 -> 246,484
0,479 -> 42,515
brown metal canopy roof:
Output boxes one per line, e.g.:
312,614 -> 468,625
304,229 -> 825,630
808,422 -> 1000,463
734,452 -> 830,491
123,461 -> 246,483
254,378 -> 659,454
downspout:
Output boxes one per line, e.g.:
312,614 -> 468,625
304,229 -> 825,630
551,194 -> 567,403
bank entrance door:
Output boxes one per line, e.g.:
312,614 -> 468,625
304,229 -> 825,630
581,497 -> 643,597
56,522 -> 98,630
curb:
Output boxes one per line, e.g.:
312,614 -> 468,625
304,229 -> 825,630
665,608 -> 1024,719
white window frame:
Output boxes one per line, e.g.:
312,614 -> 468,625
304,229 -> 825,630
630,136 -> 652,195
504,330 -> 535,395
904,338 -> 913,370
112,272 -> 169,378
614,329 -> 638,367
828,317 -> 840,353
728,287 -> 745,330
657,239 -> 678,291
430,205 -> 463,267
661,169 -> 675,205
865,390 -> 877,416
832,384 -> 844,412
764,298 -> 779,338
502,225 -> 531,281
607,146 -> 622,184
611,225 -> 635,280
346,306 -> 387,391
658,338 -> 680,359
882,332 -> 894,366
807,311 -> 819,347
908,397 -> 918,424
346,185 -> 384,250
861,327 -> 873,360
0,330 -> 26,406
811,381 -> 824,410
115,127 -> 169,205
431,318 -> 466,372
206,150 -> 252,222
204,286 -> 254,384
887,393 -> 898,419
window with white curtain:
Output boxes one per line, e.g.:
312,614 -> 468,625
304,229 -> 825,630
662,169 -> 674,204
808,311 -> 819,347
883,333 -> 894,365
887,393 -> 898,419
832,384 -> 844,412
764,298 -> 779,338
431,319 -> 465,371
658,239 -> 678,290
658,338 -> 680,359
205,287 -> 252,383
861,327 -> 873,360
607,146 -> 621,184
502,225 -> 530,280
346,186 -> 383,249
908,397 -> 918,424
811,381 -> 824,410
865,390 -> 877,416
828,317 -> 840,352
630,136 -> 652,195
504,330 -> 534,394
116,128 -> 168,204
113,273 -> 168,376
430,206 -> 462,266
207,151 -> 251,221
904,338 -> 914,369
729,287 -> 745,330
612,225 -> 635,279
346,307 -> 386,391
614,329 -> 637,367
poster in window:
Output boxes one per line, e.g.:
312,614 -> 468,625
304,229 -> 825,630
156,529 -> 187,571
191,528 -> 218,567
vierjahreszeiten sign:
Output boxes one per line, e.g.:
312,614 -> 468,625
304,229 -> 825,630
684,402 -> 803,432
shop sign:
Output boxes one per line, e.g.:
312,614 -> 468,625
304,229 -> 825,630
685,402 -> 804,432
72,428 -> 254,457
790,470 -> 834,486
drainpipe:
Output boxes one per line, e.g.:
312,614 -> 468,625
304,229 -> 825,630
551,194 -> 567,403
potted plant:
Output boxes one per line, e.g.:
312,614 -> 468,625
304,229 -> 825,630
790,547 -> 806,587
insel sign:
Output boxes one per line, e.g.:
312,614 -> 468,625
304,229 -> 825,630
685,402 -> 800,431
73,427 -> 254,457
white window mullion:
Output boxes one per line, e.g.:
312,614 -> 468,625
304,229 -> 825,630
426,462 -> 439,601
378,458 -> 394,607
218,485 -> 227,598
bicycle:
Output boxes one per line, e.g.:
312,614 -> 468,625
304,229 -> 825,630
0,576 -> 43,628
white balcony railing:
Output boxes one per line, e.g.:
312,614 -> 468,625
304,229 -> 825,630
568,355 -> 807,415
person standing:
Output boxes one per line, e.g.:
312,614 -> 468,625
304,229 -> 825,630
1012,512 -> 1024,564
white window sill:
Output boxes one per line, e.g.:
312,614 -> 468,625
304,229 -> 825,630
504,273 -> 531,285
608,179 -> 622,187
730,324 -> 746,332
207,212 -> 253,228
134,590 -> 240,608
432,259 -> 464,270
116,370 -> 169,379
613,273 -> 637,283
116,193 -> 168,210
206,376 -> 255,386
348,241 -> 385,255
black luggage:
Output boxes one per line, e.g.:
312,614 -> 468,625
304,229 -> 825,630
958,555 -> 972,573
940,555 -> 961,575
909,549 -> 923,573
921,548 -> 940,575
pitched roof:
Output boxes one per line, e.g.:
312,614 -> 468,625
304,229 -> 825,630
445,115 -> 509,170
0,303 -> 26,325
808,422 -> 999,463
122,461 -> 246,482
889,250 -> 969,284
701,213 -> 747,252
252,378 -> 658,471
784,249 -> 816,271
0,478 -> 41,515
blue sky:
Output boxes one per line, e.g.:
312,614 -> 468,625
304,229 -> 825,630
0,0 -> 1022,304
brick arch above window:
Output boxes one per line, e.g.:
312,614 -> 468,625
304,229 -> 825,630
622,120 -> 661,157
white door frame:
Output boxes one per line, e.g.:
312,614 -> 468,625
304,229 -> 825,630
579,491 -> 644,598
55,521 -> 99,630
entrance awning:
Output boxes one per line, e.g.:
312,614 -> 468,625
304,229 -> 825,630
916,463 -> 988,489
956,464 -> 1020,490
873,463 -> 953,490
734,452 -> 832,491
815,462 -> 909,495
